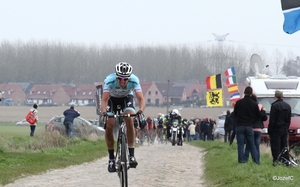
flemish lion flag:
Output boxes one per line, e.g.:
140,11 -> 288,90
206,74 -> 222,90
206,89 -> 223,107
281,0 -> 300,34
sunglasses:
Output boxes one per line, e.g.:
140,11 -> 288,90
117,77 -> 129,81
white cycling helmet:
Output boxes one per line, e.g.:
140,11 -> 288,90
171,109 -> 179,115
115,62 -> 133,77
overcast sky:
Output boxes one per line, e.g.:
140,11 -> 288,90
1,0 -> 300,57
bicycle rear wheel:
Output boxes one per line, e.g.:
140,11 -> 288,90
146,130 -> 150,146
140,130 -> 144,146
118,134 -> 128,187
159,130 -> 164,144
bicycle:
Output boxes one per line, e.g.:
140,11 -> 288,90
140,128 -> 150,145
157,128 -> 165,144
274,141 -> 300,167
104,110 -> 138,187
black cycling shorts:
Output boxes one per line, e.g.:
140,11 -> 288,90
107,95 -> 135,114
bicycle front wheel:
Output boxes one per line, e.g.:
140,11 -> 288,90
147,131 -> 150,146
118,134 -> 128,187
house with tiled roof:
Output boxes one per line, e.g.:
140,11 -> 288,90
155,82 -> 188,105
65,84 -> 97,105
174,83 -> 207,101
28,84 -> 70,106
168,86 -> 187,104
0,84 -> 26,105
140,82 -> 164,106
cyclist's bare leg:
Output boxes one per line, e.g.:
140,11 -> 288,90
105,118 -> 117,172
124,109 -> 138,167
105,118 -> 115,150
124,110 -> 135,147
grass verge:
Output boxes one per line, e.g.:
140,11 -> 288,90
189,140 -> 300,187
0,122 -> 107,186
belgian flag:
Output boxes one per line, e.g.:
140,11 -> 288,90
206,74 -> 222,90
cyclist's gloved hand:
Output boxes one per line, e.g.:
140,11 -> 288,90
136,110 -> 144,119
101,112 -> 107,122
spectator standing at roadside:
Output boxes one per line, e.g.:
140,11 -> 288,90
29,104 -> 38,137
234,86 -> 261,164
244,94 -> 268,163
208,118 -> 214,140
209,118 -> 216,141
224,110 -> 232,143
201,118 -> 210,141
195,119 -> 201,140
63,105 -> 80,138
229,110 -> 236,145
188,121 -> 196,141
229,102 -> 237,145
184,119 -> 191,141
268,90 -> 291,166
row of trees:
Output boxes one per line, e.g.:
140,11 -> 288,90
0,40 -> 298,84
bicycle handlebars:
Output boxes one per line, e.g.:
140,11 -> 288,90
105,113 -> 138,118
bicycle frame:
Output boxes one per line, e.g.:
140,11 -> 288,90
105,111 -> 137,187
275,142 -> 300,167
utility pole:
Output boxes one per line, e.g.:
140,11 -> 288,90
166,80 -> 170,114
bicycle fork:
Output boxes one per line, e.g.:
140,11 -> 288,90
116,124 -> 131,172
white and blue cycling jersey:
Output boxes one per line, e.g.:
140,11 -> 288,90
103,73 -> 142,98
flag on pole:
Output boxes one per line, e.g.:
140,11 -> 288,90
230,92 -> 241,102
225,76 -> 237,85
227,84 -> 239,93
206,89 -> 223,107
281,0 -> 300,34
224,67 -> 236,76
206,74 -> 222,90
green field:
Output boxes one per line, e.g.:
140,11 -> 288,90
0,123 -> 45,138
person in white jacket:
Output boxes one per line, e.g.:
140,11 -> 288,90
188,121 -> 196,141
30,103 -> 38,136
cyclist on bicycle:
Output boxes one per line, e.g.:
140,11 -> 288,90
146,116 -> 154,143
138,117 -> 147,142
156,113 -> 164,140
101,62 -> 145,173
164,114 -> 171,140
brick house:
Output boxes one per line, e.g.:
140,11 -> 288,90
64,84 -> 97,105
0,84 -> 26,105
27,84 -> 70,106
140,82 -> 164,106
